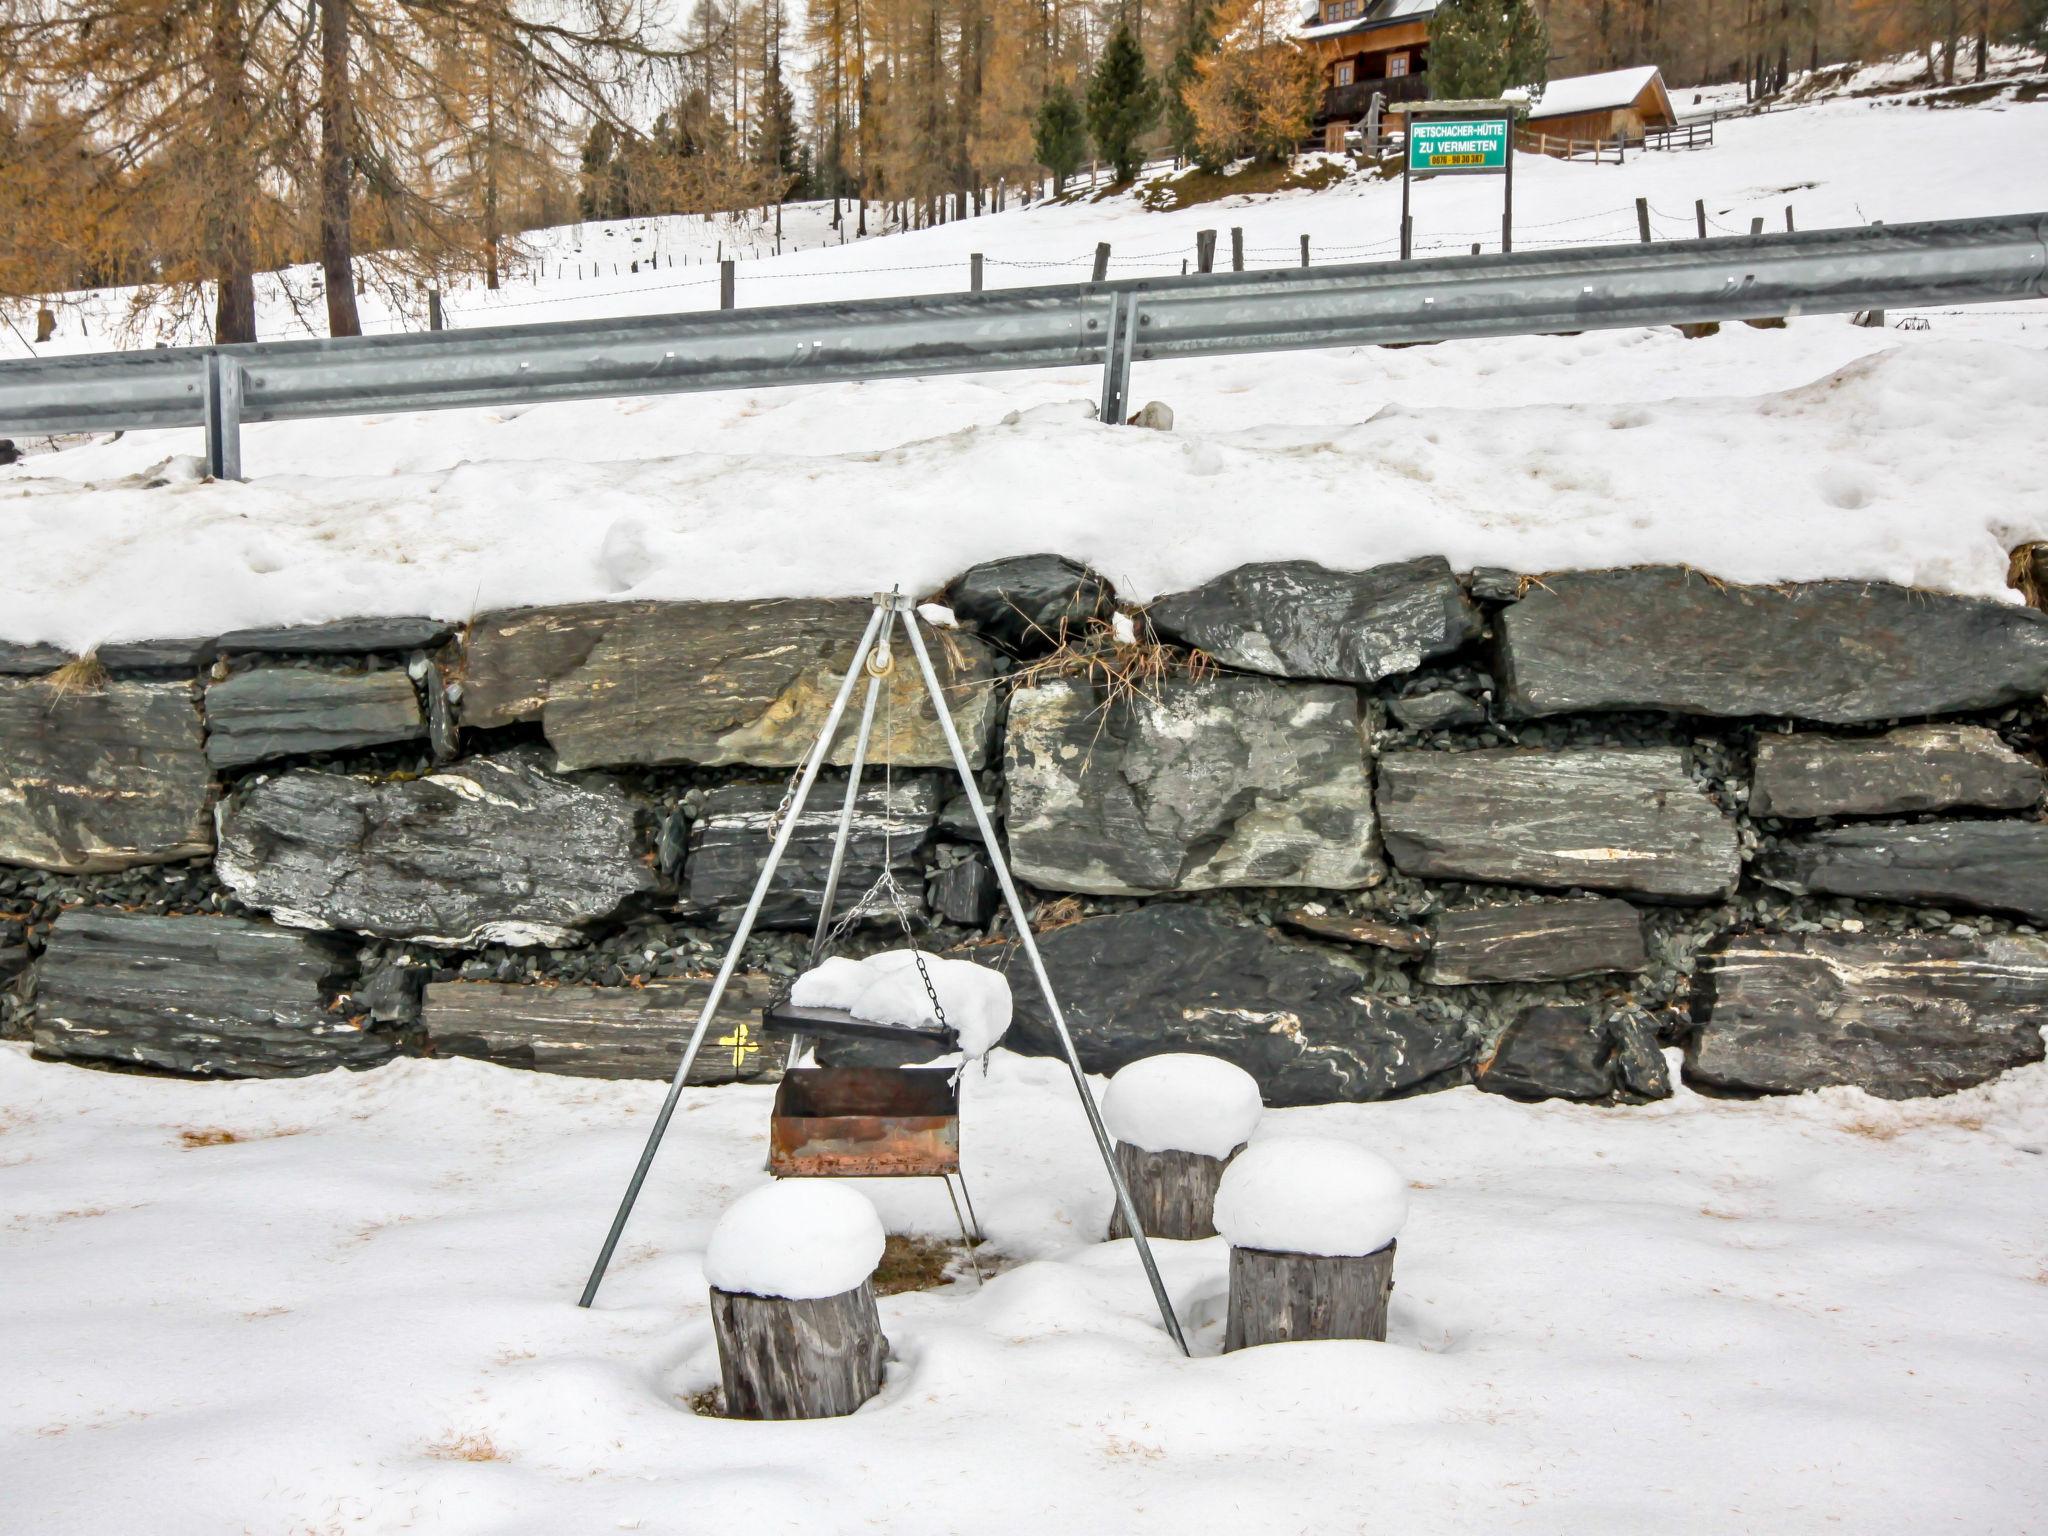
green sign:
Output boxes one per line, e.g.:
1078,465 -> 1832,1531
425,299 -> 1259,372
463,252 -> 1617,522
1409,118 -> 1510,174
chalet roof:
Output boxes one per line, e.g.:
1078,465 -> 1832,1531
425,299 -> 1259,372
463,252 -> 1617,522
1523,65 -> 1671,120
1296,0 -> 1436,43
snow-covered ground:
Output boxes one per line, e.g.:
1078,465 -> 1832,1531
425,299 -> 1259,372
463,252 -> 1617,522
3,77 -> 2046,649
5,1040 -> 2045,1534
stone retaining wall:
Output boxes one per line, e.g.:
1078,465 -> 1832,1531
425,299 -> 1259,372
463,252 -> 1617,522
4,556 -> 2045,1105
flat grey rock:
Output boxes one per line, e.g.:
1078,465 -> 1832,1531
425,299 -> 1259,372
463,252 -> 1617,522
457,600 -> 651,728
0,641 -> 69,675
204,667 -> 425,768
943,555 -> 1114,655
217,616 -> 454,654
1687,928 -> 2048,1097
684,776 -> 939,930
1498,567 -> 2048,722
31,910 -> 389,1078
538,600 -> 1001,770
1148,557 -> 1481,685
422,976 -> 787,1080
1466,568 -> 1524,603
215,750 -> 661,946
1389,689 -> 1487,730
1757,819 -> 2048,922
1476,1004 -> 1673,1103
1750,725 -> 2042,819
0,678 -> 214,873
1424,899 -> 1648,984
1278,904 -> 1429,954
1004,675 -> 1382,895
1377,747 -> 1741,901
97,637 -> 218,671
983,904 -> 1475,1106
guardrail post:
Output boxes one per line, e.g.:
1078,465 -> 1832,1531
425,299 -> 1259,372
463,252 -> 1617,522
1636,197 -> 1652,243
720,260 -> 736,309
1196,230 -> 1216,273
1092,243 -> 1111,282
971,253 -> 984,292
202,352 -> 245,482
1231,228 -> 1244,271
1097,293 -> 1139,427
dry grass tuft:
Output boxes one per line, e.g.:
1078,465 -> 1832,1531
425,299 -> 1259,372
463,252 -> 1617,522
1010,615 -> 1214,712
684,1387 -> 725,1417
426,1431 -> 509,1463
178,1124 -> 303,1149
41,653 -> 109,703
872,1233 -> 982,1296
1030,895 -> 1087,933
2009,542 -> 2048,611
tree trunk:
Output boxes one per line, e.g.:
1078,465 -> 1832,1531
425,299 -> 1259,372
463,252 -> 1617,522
1224,1241 -> 1397,1352
483,52 -> 501,291
709,1282 -> 887,1420
208,0 -> 259,345
1107,1140 -> 1238,1241
317,0 -> 362,336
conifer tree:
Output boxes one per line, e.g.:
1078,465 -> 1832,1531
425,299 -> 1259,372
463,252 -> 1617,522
1085,20 -> 1158,181
1428,0 -> 1549,100
1032,80 -> 1089,191
1182,0 -> 1316,166
1161,0 -> 1218,162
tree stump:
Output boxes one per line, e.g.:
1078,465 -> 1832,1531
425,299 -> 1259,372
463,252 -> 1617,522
709,1280 -> 887,1420
1224,1240 -> 1397,1352
1107,1139 -> 1241,1241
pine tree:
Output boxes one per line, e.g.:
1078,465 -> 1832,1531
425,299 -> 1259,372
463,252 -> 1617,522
1428,0 -> 1549,100
1085,20 -> 1158,181
1032,80 -> 1089,191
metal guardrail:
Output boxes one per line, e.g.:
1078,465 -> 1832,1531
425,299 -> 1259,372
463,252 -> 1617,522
1,212 -> 2042,478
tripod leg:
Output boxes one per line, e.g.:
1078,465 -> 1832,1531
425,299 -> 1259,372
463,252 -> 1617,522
942,1176 -> 985,1285
898,604 -> 1191,1356
809,609 -> 894,968
955,1167 -> 986,1243
578,601 -> 889,1308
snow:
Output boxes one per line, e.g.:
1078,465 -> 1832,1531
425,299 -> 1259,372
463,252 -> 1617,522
789,949 -> 1013,1057
4,85 -> 2046,649
1524,66 -> 1667,120
1213,1137 -> 1410,1256
700,1179 -> 886,1300
5,1041 -> 2046,1532
1101,1054 -> 1264,1160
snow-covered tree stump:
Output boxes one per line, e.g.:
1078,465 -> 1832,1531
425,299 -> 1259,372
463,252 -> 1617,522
702,1180 -> 889,1421
1100,1053 -> 1264,1242
1214,1138 -> 1410,1353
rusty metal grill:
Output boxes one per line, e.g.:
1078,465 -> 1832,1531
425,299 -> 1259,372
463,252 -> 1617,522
768,1067 -> 961,1179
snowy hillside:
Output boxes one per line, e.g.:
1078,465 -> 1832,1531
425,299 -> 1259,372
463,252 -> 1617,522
2,73 -> 2046,648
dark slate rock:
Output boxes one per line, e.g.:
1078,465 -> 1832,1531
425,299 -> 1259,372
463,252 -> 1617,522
943,554 -> 1114,655
684,775 -> 939,930
937,790 -> 988,842
1476,1004 -> 1673,1103
1750,725 -> 2042,819
983,905 -> 1475,1106
216,616 -> 454,654
1498,567 -> 2048,722
1278,904 -> 1429,954
1423,899 -> 1648,985
540,600 -> 1002,770
1147,557 -> 1480,685
355,955 -> 427,1026
458,600 -> 649,728
422,976 -> 786,1080
203,667 -> 425,768
30,910 -> 389,1078
1757,820 -> 2048,922
1687,928 -> 2048,1098
420,658 -> 459,763
1466,568 -> 1524,603
215,750 -> 662,947
0,678 -> 213,873
1376,748 -> 1741,901
930,853 -> 1001,927
1004,675 -> 1382,895
0,641 -> 69,675
96,637 -> 218,672
1389,688 -> 1487,729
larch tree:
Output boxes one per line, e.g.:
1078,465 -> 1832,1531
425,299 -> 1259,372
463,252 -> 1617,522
1182,0 -> 1317,166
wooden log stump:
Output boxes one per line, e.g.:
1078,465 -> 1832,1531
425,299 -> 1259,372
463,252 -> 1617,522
1224,1240 -> 1396,1352
1107,1139 -> 1241,1241
709,1280 -> 887,1420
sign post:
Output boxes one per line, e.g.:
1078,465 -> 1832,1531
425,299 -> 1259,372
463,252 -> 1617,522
1399,99 -> 1517,259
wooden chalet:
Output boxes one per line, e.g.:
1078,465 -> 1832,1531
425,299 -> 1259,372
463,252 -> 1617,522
1520,66 -> 1678,152
1298,0 -> 1438,131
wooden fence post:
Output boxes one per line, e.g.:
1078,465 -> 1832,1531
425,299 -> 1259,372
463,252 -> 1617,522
427,287 -> 443,331
1196,229 -> 1217,273
1750,216 -> 1765,235
1784,204 -> 1796,232
1636,197 -> 1652,243
720,259 -> 736,309
1300,234 -> 1310,267
1696,198 -> 1708,239
1230,227 -> 1244,271
970,253 -> 983,292
1091,242 -> 1111,282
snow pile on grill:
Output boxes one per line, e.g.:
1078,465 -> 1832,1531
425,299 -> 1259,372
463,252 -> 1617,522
702,1180 -> 887,1300
1101,1054 -> 1265,1160
790,949 -> 1013,1057
1214,1137 -> 1410,1257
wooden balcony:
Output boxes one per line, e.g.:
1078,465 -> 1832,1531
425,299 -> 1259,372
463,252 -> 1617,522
1322,72 -> 1429,122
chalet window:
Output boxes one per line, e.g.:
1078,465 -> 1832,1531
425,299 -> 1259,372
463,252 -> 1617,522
1344,0 -> 1362,15
1335,60 -> 1355,85
1387,52 -> 1410,76
1322,1 -> 1339,20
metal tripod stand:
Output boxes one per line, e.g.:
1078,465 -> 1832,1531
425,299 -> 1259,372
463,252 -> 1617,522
576,590 -> 1190,1356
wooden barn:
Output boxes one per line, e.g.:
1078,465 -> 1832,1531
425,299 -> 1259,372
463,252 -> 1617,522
1520,66 -> 1678,152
